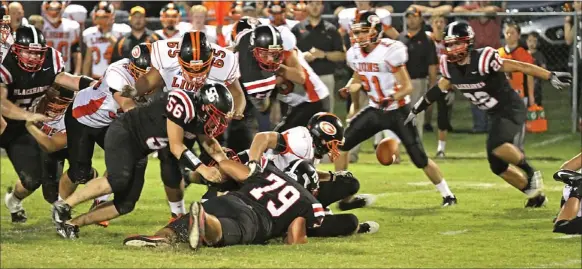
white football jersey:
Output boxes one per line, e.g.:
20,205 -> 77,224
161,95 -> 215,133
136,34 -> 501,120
72,59 -> 134,128
278,48 -> 329,107
266,126 -> 314,170
83,23 -> 131,78
44,18 -> 81,72
177,23 -> 222,44
258,18 -> 299,30
338,7 -> 392,33
63,4 -> 88,25
154,29 -> 183,40
563,185 -> 582,217
150,38 -> 239,92
40,114 -> 66,137
346,38 -> 410,110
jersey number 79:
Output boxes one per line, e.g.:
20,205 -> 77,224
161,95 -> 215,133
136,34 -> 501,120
249,173 -> 300,217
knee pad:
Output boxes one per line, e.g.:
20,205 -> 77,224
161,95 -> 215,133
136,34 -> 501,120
335,174 -> 360,196
41,182 -> 59,204
408,145 -> 429,169
67,166 -> 97,184
489,159 -> 509,175
113,199 -> 137,216
20,176 -> 42,192
159,153 -> 182,189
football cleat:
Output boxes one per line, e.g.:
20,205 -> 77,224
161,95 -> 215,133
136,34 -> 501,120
188,202 -> 206,250
52,200 -> 72,224
525,193 -> 548,208
357,221 -> 380,234
4,187 -> 27,223
123,235 -> 171,248
57,223 -> 79,239
436,151 -> 446,159
442,196 -> 457,207
89,199 -> 109,228
338,194 -> 377,211
168,213 -> 183,224
523,171 -> 544,198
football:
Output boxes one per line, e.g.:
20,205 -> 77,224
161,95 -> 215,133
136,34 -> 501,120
376,138 -> 399,166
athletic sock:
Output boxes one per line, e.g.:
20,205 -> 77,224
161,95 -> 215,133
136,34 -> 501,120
169,200 -> 186,215
437,140 -> 446,152
517,158 -> 535,178
435,179 -> 454,197
96,194 -> 111,202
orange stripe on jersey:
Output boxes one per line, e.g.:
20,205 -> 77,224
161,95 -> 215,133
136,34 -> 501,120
279,132 -> 293,155
72,96 -> 107,119
117,37 -> 125,57
303,68 -> 318,102
354,8 -> 361,23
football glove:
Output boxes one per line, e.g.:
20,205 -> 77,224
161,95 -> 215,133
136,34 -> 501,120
247,160 -> 263,177
550,72 -> 572,90
403,112 -> 416,126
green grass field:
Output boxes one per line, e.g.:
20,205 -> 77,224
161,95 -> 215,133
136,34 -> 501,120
1,86 -> 581,268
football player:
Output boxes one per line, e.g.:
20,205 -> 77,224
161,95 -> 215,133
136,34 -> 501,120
123,31 -> 245,219
82,1 -> 130,79
259,1 -> 299,29
62,3 -> 87,31
405,21 -> 572,207
337,1 -> 399,40
155,3 -> 183,40
57,44 -> 150,210
228,24 -> 305,152
336,12 -> 457,207
123,157 -> 324,248
552,168 -> 582,235
42,1 -> 82,75
52,84 -> 234,239
2,25 -> 102,223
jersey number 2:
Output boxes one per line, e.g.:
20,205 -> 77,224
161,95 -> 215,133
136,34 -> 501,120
249,173 -> 300,217
463,91 -> 499,110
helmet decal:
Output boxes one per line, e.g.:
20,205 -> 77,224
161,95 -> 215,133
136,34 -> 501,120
131,46 -> 140,58
320,122 -> 337,136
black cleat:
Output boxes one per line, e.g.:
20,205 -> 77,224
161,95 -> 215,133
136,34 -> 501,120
57,223 -> 79,239
338,194 -> 376,211
52,201 -> 72,225
10,210 -> 27,223
124,235 -> 171,248
436,151 -> 446,159
442,196 -> 457,207
424,124 -> 434,132
525,194 -> 548,208
553,169 -> 582,188
357,221 -> 380,234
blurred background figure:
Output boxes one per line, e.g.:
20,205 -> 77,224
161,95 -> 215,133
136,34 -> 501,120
156,3 -> 182,40
8,2 -> 27,30
292,0 -> 307,21
28,14 -> 43,29
63,3 -> 87,31
42,1 -> 82,75
526,32 -> 547,107
111,6 -> 160,63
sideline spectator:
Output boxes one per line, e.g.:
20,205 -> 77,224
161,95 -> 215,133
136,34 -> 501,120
9,2 -> 27,30
565,0 -> 582,117
527,32 -> 547,106
408,1 -> 453,15
292,0 -> 345,113
111,6 -> 160,63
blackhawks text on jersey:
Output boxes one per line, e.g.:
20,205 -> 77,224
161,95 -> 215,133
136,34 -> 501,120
72,58 -> 134,128
0,47 -> 64,114
43,18 -> 81,72
150,38 -> 240,92
346,38 -> 410,110
83,23 -> 131,78
230,161 -> 324,238
439,47 -> 518,111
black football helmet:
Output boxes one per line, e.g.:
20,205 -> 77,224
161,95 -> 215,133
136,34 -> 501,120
128,43 -> 152,80
231,16 -> 261,43
0,4 -> 10,44
37,83 -> 74,118
250,25 -> 284,72
160,3 -> 181,31
443,21 -> 475,63
194,83 -> 234,138
11,25 -> 48,72
350,11 -> 382,47
307,112 -> 344,161
179,31 -> 215,90
285,159 -> 320,196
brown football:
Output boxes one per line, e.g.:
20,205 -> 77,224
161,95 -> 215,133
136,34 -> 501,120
376,138 -> 399,166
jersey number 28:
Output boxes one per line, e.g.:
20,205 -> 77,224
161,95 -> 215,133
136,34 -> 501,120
249,173 -> 300,217
463,91 -> 499,110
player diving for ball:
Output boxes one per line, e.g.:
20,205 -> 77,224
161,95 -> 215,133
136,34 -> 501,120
551,150 -> 582,235
405,21 -> 572,207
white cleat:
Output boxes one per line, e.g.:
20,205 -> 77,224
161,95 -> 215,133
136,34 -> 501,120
357,194 -> 377,207
358,221 -> 380,234
524,171 -> 544,198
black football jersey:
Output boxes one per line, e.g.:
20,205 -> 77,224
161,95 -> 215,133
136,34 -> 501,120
120,89 -> 202,155
230,161 -> 325,239
440,47 -> 521,112
235,31 -> 277,101
1,47 -> 64,115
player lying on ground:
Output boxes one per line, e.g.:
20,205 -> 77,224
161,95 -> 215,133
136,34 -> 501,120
51,84 -> 235,239
247,112 -> 375,210
405,21 -> 572,207
183,148 -> 380,237
124,158 -> 325,249
335,11 -> 457,207
551,153 -> 582,235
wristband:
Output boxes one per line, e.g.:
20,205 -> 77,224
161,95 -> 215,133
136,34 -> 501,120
179,149 -> 202,171
78,75 -> 94,90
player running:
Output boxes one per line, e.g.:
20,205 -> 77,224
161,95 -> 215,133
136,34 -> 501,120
405,21 -> 572,207
335,11 -> 457,207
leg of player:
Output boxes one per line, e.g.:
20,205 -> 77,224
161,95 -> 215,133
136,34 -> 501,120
436,95 -> 452,158
0,115 -> 5,134
158,147 -> 187,221
561,152 -> 582,171
552,169 -> 582,234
